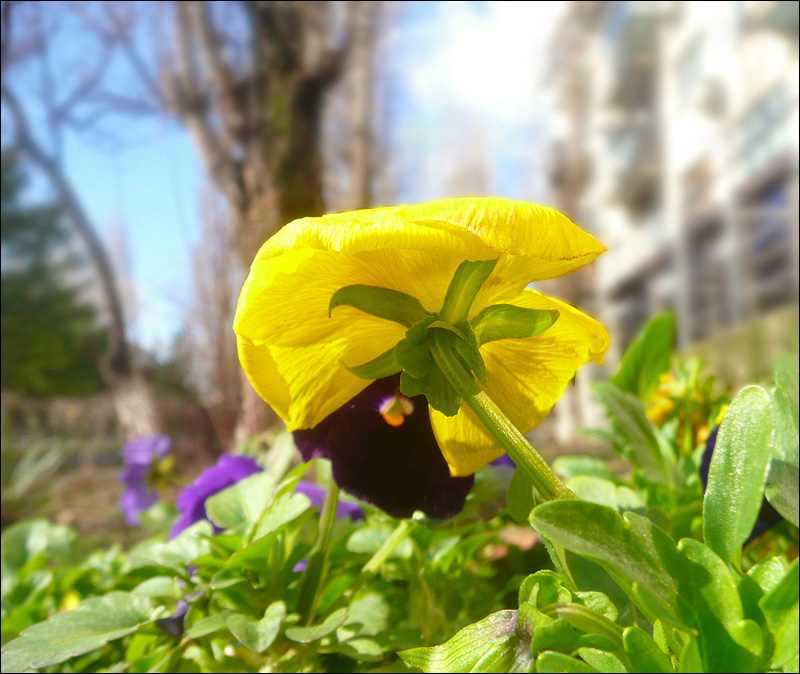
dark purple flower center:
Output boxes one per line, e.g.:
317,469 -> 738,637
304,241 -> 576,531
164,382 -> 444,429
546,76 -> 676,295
294,375 -> 474,519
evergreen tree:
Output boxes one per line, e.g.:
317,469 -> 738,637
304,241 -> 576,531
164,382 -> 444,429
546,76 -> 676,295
1,153 -> 107,396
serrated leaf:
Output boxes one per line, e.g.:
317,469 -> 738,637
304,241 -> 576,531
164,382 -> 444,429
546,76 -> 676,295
593,382 -> 669,483
226,601 -> 285,653
284,607 -> 348,643
759,558 -> 799,669
0,592 -> 154,672
471,304 -> 559,345
507,468 -> 536,525
329,285 -> 428,328
533,500 -> 765,672
399,610 -> 528,673
765,459 -> 799,527
704,385 -> 774,566
622,626 -> 673,673
205,471 -> 277,531
610,312 -> 674,402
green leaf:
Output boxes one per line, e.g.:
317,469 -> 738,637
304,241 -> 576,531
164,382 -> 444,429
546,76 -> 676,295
0,592 -> 154,672
622,626 -> 673,673
703,385 -> 774,566
536,501 -> 768,670
507,467 -> 536,525
565,476 -> 644,515
399,610 -> 527,673
347,524 -> 414,559
552,456 -> 617,483
471,305 -> 559,346
439,259 -> 498,323
205,471 -> 277,531
324,637 -> 384,662
765,459 -> 800,527
130,576 -> 182,599
759,558 -> 799,669
329,285 -> 428,328
226,601 -> 286,653
341,347 -> 402,380
1,519 -> 76,573
592,382 -> 669,483
183,611 -> 235,639
284,607 -> 348,643
253,491 -> 312,540
577,649 -> 627,673
610,312 -> 674,402
535,651 -> 600,673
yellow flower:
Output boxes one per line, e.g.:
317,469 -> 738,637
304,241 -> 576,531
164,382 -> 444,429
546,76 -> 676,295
234,197 -> 609,477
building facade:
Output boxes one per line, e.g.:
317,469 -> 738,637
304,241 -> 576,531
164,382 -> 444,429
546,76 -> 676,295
543,0 -> 799,441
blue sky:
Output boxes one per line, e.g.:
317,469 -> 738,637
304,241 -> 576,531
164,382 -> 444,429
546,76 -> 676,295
6,1 -> 563,354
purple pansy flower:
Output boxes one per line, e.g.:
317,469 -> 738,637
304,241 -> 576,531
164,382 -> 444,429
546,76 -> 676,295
170,454 -> 263,539
294,375 -> 474,519
118,435 -> 171,525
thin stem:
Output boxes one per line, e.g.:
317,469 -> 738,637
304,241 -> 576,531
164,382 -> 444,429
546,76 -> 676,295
429,331 -> 574,502
361,519 -> 416,575
296,479 -> 340,623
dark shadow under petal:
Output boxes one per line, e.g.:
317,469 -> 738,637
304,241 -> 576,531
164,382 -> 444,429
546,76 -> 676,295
294,376 -> 473,519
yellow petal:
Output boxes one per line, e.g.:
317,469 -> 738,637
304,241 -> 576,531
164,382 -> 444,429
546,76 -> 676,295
254,198 -> 606,281
234,198 -> 606,431
430,289 -> 609,476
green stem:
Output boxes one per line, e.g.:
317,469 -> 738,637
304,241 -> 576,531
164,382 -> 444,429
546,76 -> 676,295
429,331 -> 574,502
362,519 -> 416,575
296,479 -> 340,623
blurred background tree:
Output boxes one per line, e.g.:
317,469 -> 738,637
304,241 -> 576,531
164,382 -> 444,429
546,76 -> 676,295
1,152 -> 106,397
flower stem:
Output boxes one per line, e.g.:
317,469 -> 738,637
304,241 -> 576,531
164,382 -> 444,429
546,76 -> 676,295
296,478 -> 340,623
429,331 -> 574,501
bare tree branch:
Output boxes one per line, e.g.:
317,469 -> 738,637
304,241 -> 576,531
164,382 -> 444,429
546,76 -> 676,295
2,83 -> 132,378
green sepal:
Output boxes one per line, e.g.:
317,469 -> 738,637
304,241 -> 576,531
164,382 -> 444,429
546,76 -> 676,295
439,259 -> 498,323
450,322 -> 488,386
471,304 -> 559,346
427,320 -> 466,339
329,285 -> 428,328
400,370 -> 461,417
394,338 -> 434,379
340,347 -> 402,380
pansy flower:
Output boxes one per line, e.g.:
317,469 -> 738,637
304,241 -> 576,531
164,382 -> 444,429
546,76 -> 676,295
234,197 -> 608,516
170,454 -> 263,538
118,435 -> 171,525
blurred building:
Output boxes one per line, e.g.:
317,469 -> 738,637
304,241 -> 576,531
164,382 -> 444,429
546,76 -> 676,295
542,0 -> 799,442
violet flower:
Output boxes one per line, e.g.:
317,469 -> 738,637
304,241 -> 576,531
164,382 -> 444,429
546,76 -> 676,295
118,435 -> 171,525
170,454 -> 263,539
294,375 -> 474,519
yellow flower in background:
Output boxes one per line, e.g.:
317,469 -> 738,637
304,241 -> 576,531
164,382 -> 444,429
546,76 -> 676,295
234,197 -> 609,479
